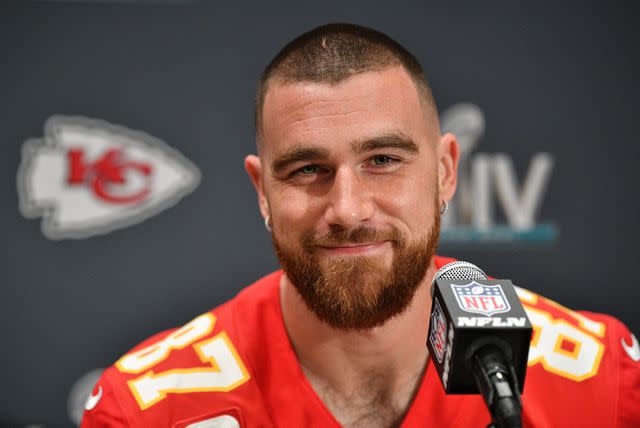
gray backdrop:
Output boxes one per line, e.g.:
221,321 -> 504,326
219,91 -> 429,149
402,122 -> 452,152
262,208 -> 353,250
2,1 -> 639,426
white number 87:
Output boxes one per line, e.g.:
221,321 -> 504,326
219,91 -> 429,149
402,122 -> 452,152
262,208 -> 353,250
116,313 -> 250,410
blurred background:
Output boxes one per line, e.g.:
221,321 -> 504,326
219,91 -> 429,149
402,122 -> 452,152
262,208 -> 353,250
2,0 -> 639,426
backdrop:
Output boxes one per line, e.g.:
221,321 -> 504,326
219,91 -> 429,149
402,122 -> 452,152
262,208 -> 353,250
2,1 -> 639,426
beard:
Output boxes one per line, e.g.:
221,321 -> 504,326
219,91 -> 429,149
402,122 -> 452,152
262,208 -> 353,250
272,204 -> 441,331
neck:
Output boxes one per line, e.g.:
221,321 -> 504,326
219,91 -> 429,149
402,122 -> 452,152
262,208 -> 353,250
280,259 -> 436,395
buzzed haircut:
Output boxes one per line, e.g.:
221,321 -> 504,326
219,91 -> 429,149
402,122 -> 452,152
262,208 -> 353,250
255,23 -> 438,144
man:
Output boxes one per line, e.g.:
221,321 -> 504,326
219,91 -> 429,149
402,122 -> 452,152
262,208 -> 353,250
82,23 -> 640,427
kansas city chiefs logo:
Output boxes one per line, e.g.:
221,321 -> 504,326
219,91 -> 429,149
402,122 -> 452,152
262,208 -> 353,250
17,116 -> 201,239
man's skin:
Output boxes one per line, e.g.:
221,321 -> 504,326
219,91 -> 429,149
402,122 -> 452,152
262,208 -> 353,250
245,66 -> 460,427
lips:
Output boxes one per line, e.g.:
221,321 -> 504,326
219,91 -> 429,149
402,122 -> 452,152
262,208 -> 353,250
317,241 -> 388,255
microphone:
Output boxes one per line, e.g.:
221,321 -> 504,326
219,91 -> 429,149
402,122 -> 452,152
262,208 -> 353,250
426,261 -> 533,428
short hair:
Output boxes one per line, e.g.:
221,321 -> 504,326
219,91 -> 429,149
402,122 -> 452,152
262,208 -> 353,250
255,23 -> 438,145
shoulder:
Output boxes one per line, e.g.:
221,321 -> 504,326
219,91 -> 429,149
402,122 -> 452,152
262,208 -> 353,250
513,287 -> 640,427
81,271 -> 283,428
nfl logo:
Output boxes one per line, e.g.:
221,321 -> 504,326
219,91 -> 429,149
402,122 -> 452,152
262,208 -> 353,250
429,298 -> 448,363
451,281 -> 511,317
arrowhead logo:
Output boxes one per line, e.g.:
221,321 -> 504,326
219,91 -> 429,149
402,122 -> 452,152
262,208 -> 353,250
622,334 -> 640,362
85,386 -> 103,411
17,116 -> 201,239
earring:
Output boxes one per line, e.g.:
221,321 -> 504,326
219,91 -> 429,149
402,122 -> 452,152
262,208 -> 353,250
264,215 -> 272,232
440,200 -> 449,215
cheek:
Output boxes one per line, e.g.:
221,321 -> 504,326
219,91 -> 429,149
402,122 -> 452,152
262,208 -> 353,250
270,189 -> 324,234
375,171 -> 438,231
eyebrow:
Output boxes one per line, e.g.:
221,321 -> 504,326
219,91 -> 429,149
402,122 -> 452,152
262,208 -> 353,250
271,146 -> 330,175
270,132 -> 420,175
352,133 -> 420,155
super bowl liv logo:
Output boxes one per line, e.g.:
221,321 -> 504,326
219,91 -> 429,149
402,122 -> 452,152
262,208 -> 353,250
440,103 -> 556,243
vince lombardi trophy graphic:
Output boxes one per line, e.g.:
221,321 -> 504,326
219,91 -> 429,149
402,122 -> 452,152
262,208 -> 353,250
439,103 -> 485,228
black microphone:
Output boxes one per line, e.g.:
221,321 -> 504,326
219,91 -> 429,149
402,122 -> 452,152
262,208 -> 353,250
426,261 -> 533,428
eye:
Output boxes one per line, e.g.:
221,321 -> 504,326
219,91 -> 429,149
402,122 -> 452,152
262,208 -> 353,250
300,165 -> 318,174
288,164 -> 320,178
371,155 -> 393,166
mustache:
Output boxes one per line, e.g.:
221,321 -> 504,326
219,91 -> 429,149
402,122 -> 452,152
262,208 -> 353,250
302,226 -> 402,249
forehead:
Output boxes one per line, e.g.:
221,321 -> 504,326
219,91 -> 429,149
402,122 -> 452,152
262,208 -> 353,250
260,66 -> 433,156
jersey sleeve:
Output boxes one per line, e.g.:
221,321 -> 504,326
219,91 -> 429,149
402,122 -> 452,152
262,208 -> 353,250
80,369 -> 130,428
78,309 -> 271,427
614,320 -> 640,427
80,329 -> 178,428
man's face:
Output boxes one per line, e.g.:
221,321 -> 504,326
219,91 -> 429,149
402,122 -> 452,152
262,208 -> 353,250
247,66 -> 458,330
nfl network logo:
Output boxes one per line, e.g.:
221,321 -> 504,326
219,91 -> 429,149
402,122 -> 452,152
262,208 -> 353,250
429,298 -> 448,363
452,281 -> 511,317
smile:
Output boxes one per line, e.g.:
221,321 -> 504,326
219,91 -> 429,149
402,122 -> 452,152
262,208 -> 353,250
316,241 -> 389,256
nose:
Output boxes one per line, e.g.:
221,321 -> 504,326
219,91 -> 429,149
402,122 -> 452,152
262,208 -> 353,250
323,166 -> 374,230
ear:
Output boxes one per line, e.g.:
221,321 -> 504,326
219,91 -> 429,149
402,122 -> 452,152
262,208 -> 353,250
244,154 -> 270,220
437,132 -> 460,202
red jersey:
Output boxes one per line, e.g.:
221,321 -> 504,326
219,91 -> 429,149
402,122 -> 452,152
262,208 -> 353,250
81,256 -> 640,427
